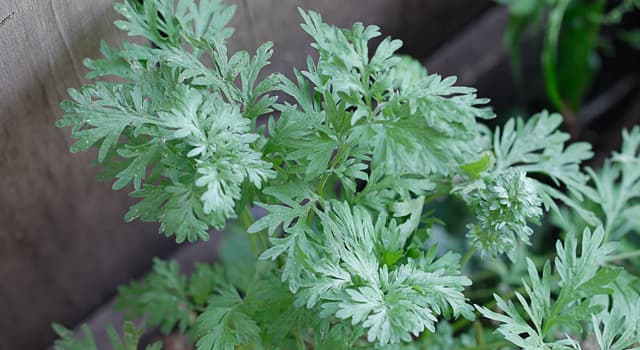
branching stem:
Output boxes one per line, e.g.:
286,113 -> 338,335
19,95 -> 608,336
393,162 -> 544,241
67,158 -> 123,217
460,247 -> 477,269
606,249 -> 640,263
241,207 -> 264,256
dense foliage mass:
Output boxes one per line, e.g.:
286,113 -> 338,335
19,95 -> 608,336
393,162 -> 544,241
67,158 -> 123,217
55,0 -> 640,349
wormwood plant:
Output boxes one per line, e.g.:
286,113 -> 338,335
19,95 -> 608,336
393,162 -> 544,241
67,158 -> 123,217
54,0 -> 640,349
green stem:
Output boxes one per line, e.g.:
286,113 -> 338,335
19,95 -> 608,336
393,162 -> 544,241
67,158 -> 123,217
295,330 -> 305,350
240,207 -> 262,256
316,174 -> 331,198
265,155 -> 289,178
467,287 -> 501,300
461,341 -> 512,350
542,296 -> 562,336
423,189 -> 450,206
606,249 -> 640,263
460,247 -> 477,269
542,0 -> 571,114
242,208 -> 268,251
470,269 -> 499,283
258,231 -> 268,251
307,142 -> 351,226
474,320 -> 486,346
247,233 -> 260,257
316,142 -> 351,197
542,284 -> 572,336
240,206 -> 255,229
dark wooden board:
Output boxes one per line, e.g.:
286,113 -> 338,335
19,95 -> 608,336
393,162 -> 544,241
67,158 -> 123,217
0,1 -> 489,348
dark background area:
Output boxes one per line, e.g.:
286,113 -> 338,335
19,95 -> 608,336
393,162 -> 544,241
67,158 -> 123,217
0,0 -> 638,349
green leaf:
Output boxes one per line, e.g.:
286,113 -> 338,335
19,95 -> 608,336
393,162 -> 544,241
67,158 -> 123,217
113,0 -> 234,47
194,286 -> 261,350
54,1 -> 640,348
591,273 -> 640,350
58,84 -> 154,163
292,201 -> 473,346
553,0 -> 605,111
116,259 -> 194,334
52,321 -> 160,350
586,126 -> 640,238
459,152 -> 492,179
478,226 -> 618,348
493,111 -> 594,201
502,0 -> 545,85
53,324 -> 97,350
83,41 -> 131,79
113,139 -> 163,190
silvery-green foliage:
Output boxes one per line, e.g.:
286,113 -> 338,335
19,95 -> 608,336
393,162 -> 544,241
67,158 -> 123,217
465,169 -> 543,261
54,0 -> 640,349
478,227 -> 621,349
57,0 -> 278,242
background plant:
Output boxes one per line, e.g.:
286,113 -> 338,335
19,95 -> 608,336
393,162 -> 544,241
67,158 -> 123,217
54,0 -> 640,349
498,0 -> 640,131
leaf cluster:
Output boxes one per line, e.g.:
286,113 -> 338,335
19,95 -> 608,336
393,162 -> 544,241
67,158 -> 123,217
54,0 -> 640,349
57,0 -> 277,242
52,321 -> 161,350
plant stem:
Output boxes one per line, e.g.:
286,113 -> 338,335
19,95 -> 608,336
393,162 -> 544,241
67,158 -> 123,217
243,208 -> 268,251
316,143 -> 350,197
470,269 -> 498,283
247,232 -> 260,257
306,142 -> 351,226
474,320 -> 486,346
240,207 -> 262,256
460,247 -> 477,269
461,340 -> 512,350
467,287 -> 500,300
258,230 -> 268,251
422,190 -> 450,206
295,331 -> 305,350
542,0 -> 570,114
240,207 -> 253,228
607,249 -> 640,263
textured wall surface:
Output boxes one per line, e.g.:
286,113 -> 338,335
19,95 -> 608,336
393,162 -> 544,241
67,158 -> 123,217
0,2 -> 178,349
0,1 -> 488,349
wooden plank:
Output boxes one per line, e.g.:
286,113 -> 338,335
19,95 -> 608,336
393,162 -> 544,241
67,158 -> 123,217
226,0 -> 491,78
0,1 -> 489,349
0,2 -> 178,349
423,7 -> 543,112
